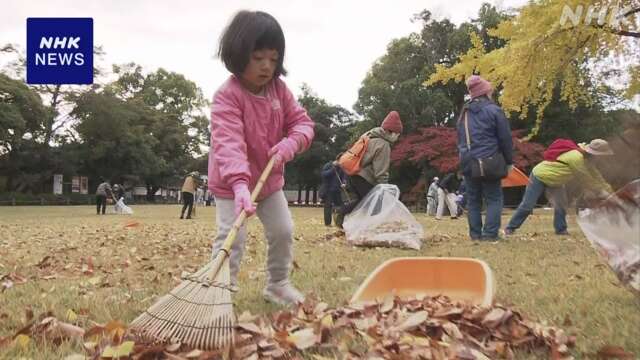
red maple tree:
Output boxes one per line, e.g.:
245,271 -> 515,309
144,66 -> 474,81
391,127 -> 545,173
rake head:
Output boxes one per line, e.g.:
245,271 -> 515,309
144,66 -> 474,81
129,252 -> 236,350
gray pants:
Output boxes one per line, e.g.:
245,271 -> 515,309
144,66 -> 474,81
426,197 -> 437,216
436,188 -> 458,219
212,190 -> 294,285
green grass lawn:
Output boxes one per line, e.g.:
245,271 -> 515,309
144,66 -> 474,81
0,205 -> 638,359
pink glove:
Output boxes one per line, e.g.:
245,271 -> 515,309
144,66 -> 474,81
232,183 -> 256,217
268,138 -> 298,167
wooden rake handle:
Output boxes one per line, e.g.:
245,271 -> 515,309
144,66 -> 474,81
207,156 -> 277,281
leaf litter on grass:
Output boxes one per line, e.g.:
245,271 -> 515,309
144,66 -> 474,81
3,293 -> 617,359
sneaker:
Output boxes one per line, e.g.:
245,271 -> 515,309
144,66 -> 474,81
503,228 -> 515,236
555,230 -> 569,235
263,280 -> 305,306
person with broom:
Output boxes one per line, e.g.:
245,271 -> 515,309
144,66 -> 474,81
180,171 -> 200,219
95,178 -> 113,215
320,153 -> 348,227
208,10 -> 315,306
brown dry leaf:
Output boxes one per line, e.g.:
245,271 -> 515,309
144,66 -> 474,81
233,343 -> 258,358
399,334 -> 430,347
104,319 -> 127,342
354,316 -> 377,331
379,293 -> 395,313
163,352 -> 188,360
597,345 -> 634,359
433,306 -> 464,318
0,336 -> 11,350
83,324 -> 106,340
165,342 -> 181,352
83,341 -> 97,352
482,308 -> 507,328
82,256 -> 94,275
1,279 -> 13,292
442,322 -> 463,340
25,307 -> 34,322
237,311 -> 257,323
237,322 -> 262,334
185,349 -> 202,358
48,319 -> 85,339
394,311 -> 428,332
314,302 -> 329,315
288,328 -> 318,350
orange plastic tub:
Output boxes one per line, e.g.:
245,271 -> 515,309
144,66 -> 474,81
350,257 -> 495,307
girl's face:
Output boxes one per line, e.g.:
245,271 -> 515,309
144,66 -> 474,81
240,48 -> 278,94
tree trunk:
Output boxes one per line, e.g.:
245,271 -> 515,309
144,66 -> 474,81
44,85 -> 62,146
297,186 -> 302,203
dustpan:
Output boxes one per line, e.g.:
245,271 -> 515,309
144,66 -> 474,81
350,257 -> 495,307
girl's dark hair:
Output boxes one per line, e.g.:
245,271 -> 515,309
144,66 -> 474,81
218,10 -> 287,77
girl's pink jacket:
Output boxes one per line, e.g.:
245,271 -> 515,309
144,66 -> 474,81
208,75 -> 315,200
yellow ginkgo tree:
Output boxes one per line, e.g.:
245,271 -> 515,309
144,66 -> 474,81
426,0 -> 639,134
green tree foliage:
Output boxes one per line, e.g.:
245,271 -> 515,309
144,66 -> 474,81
354,5 -> 510,133
427,0 -> 640,134
287,85 -> 355,200
89,63 -> 210,197
0,74 -> 52,192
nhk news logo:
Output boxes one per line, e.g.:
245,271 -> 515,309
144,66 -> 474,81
26,18 -> 93,85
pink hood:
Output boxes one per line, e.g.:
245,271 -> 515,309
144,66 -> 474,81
208,76 -> 315,200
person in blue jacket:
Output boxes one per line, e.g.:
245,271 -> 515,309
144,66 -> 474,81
320,155 -> 348,226
457,75 -> 513,241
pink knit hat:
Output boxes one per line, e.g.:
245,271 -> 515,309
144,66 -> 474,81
381,111 -> 403,133
466,75 -> 493,99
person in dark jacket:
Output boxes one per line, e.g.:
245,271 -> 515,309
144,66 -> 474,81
436,172 -> 461,220
113,184 -> 125,201
455,179 -> 467,216
95,178 -> 113,215
320,155 -> 348,226
457,75 -> 513,241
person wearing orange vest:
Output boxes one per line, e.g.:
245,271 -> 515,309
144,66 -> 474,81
335,111 -> 403,228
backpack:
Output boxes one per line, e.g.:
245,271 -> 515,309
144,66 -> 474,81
338,135 -> 370,175
543,139 -> 581,161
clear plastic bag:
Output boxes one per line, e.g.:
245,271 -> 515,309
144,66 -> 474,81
114,198 -> 133,215
344,184 -> 424,250
577,180 -> 640,297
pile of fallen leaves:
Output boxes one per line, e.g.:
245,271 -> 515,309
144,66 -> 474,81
229,294 -> 577,359
352,221 -> 423,250
0,294 -> 589,359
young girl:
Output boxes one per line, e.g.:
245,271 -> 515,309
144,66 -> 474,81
208,10 -> 315,306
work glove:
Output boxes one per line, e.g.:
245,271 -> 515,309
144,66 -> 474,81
232,183 -> 256,217
268,138 -> 298,168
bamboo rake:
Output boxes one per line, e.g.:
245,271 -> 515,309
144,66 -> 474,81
129,157 -> 276,350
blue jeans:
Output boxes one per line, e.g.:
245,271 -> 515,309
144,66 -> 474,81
506,175 -> 567,234
465,177 -> 503,240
